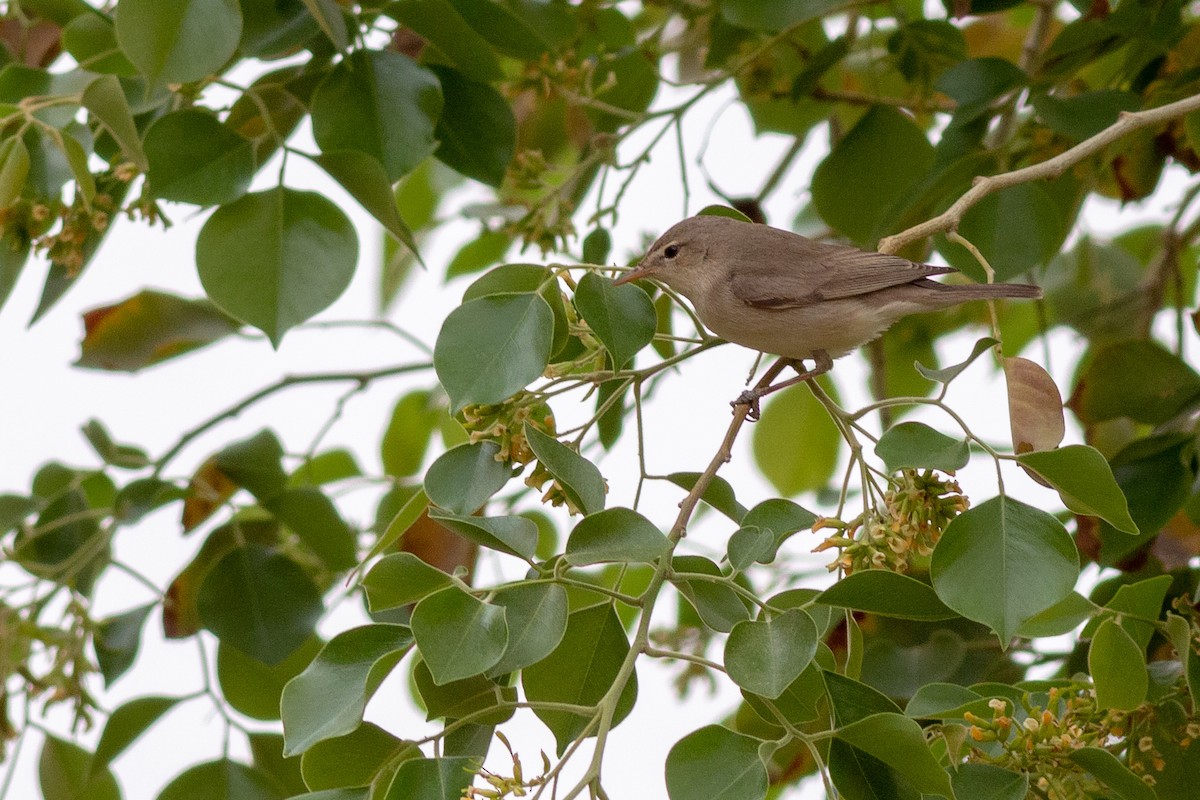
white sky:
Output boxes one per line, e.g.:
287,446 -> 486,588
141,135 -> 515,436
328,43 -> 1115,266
2,65 -> 1197,800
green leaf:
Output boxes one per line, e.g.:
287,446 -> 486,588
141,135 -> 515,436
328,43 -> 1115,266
931,495 -> 1078,641
666,473 -> 747,522
311,49 -> 443,182
462,263 -> 568,354
740,498 -> 817,561
217,637 -> 322,721
39,736 -> 120,800
363,552 -> 453,610
428,510 -> 538,560
435,293 -> 554,412
939,183 -> 1068,282
824,671 -> 901,725
301,723 -> 414,791
114,0 -> 242,85
524,424 -> 606,516
94,603 -> 153,686
817,571 -> 958,621
812,105 -> 934,244
431,66 -> 515,187
487,582 -> 569,675
665,725 -> 769,800
565,506 -> 667,566
1084,574 -> 1172,651
248,732 -> 306,796
697,204 -> 754,222
364,487 -> 428,564
387,0 -> 502,81
835,713 -> 955,798
197,186 -> 358,345
63,14 -> 138,75
875,422 -> 970,473
424,441 -> 511,515
720,0 -> 844,32
1068,340 -> 1200,425
156,759 -> 283,800
752,380 -> 840,496
239,0 -> 320,57
266,487 -> 357,571
0,135 -> 30,207
60,131 -> 95,208
213,429 -> 287,501
582,227 -> 612,264
92,696 -> 181,775
411,585 -> 507,684
299,0 -> 349,51
936,58 -> 1025,122
16,487 -> 104,593
81,419 -> 149,469
413,659 -> 515,723
81,75 -> 147,169
724,608 -> 818,699
726,526 -> 775,571
523,603 -> 637,754
382,391 -> 442,479
77,290 -> 239,372
382,757 -> 478,800
198,543 -> 323,665
313,150 -> 420,257
573,272 -> 656,369
915,337 -> 998,383
448,0 -> 550,59
1089,618 -> 1149,710
1015,592 -> 1095,638
288,449 -> 361,488
950,764 -> 1027,800
1069,747 -> 1156,800
1017,445 -> 1137,534
445,230 -> 513,280
904,684 -> 991,720
1031,90 -> 1140,141
281,624 -> 413,756
671,555 -> 751,633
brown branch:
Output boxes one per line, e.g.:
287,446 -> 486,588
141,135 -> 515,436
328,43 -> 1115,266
878,91 -> 1200,255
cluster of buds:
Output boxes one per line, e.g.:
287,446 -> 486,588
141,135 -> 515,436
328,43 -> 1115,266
813,469 -> 967,573
464,732 -> 551,799
961,685 -> 1180,794
33,191 -> 114,274
461,395 -> 555,466
505,192 -> 577,255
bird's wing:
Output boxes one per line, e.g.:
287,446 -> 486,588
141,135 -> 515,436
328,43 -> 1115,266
730,244 -> 956,309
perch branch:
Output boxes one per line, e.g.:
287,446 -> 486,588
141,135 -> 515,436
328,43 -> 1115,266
879,92 -> 1200,255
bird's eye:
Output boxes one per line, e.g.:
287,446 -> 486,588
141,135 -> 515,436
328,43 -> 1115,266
664,243 -> 680,259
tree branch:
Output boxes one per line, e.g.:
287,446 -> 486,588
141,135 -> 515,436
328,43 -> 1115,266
878,91 -> 1200,255
153,361 -> 432,475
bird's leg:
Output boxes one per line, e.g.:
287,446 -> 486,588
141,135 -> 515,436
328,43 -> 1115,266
732,350 -> 833,420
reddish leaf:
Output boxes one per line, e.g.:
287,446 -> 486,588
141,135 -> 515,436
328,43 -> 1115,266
401,509 -> 478,581
181,458 -> 237,533
77,290 -> 239,372
1005,357 -> 1064,455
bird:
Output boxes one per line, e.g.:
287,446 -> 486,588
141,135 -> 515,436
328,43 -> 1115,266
614,215 -> 1042,416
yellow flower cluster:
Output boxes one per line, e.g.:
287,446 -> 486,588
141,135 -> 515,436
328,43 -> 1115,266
814,469 -> 968,574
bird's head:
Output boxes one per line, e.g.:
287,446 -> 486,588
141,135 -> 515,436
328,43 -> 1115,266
613,216 -> 735,300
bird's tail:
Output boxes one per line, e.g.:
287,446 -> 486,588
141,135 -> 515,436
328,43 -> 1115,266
915,278 -> 1042,301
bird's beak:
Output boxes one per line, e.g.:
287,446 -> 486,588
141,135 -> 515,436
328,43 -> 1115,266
613,263 -> 654,286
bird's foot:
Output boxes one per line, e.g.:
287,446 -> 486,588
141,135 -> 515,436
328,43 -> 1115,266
731,351 -> 834,420
731,390 -> 763,421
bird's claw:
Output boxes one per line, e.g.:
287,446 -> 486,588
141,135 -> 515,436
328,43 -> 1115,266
732,390 -> 762,421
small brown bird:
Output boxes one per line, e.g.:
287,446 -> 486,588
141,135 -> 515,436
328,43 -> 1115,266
615,215 -> 1041,412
